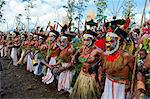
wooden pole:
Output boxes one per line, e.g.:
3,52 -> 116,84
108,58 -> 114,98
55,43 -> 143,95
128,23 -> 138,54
129,0 -> 147,98
139,0 -> 147,37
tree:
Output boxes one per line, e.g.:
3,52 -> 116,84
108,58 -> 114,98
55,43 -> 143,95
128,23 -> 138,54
0,0 -> 7,31
122,0 -> 137,20
24,0 -> 36,32
73,0 -> 89,32
95,0 -> 107,27
66,0 -> 75,21
0,0 -> 6,23
15,14 -> 26,31
63,0 -> 89,32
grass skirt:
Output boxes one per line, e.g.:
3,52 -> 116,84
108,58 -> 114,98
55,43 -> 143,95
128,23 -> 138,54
70,70 -> 100,99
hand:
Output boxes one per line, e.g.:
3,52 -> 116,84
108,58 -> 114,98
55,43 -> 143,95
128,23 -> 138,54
132,89 -> 143,98
71,60 -> 76,64
14,44 -> 18,46
48,64 -> 53,68
98,75 -> 102,82
71,57 -> 76,64
59,67 -> 65,72
48,64 -> 57,67
46,56 -> 49,61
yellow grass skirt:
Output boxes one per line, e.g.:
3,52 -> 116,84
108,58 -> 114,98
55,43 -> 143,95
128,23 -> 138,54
70,70 -> 100,99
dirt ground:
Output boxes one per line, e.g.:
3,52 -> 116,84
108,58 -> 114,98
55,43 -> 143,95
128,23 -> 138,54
1,57 -> 150,99
0,57 -> 69,99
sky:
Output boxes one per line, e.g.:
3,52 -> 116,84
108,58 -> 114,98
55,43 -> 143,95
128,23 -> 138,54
0,0 -> 150,31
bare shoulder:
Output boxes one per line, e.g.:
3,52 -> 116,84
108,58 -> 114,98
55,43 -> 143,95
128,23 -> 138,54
91,48 -> 99,55
144,53 -> 150,68
68,45 -> 75,53
146,53 -> 150,59
121,49 -> 134,61
91,48 -> 104,57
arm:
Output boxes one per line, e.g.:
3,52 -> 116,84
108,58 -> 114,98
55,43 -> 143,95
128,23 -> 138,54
143,54 -> 150,68
71,47 -> 80,63
127,54 -> 135,71
41,60 -> 51,68
88,48 -> 103,63
14,43 -> 21,48
54,60 -> 61,66
71,51 -> 78,63
59,47 -> 75,71
98,66 -> 103,82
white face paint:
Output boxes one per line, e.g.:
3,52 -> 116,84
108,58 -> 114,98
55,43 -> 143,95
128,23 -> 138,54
50,36 -> 55,42
105,33 -> 120,55
39,38 -> 43,43
83,38 -> 92,47
21,35 -> 26,41
86,25 -> 91,30
104,40 -> 120,55
60,38 -> 68,49
29,35 -> 33,40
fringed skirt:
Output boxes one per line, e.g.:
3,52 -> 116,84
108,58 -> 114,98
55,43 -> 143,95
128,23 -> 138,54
70,70 -> 100,99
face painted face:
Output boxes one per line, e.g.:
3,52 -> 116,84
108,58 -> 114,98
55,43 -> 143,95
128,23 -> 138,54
139,50 -> 147,59
33,36 -> 38,41
29,35 -> 33,40
21,35 -> 26,41
83,38 -> 92,47
60,38 -> 68,48
49,35 -> 55,42
105,36 -> 117,51
39,38 -> 43,43
105,34 -> 120,55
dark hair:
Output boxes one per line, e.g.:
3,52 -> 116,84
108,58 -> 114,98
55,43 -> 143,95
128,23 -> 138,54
22,34 -> 28,39
140,49 -> 147,54
135,29 -> 140,35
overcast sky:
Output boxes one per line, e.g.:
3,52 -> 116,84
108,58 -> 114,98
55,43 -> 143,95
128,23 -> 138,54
1,0 -> 150,31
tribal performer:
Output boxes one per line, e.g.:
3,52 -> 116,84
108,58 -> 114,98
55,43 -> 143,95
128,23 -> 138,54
33,36 -> 47,76
0,34 -> 11,58
0,33 -> 6,57
9,33 -> 20,66
53,35 -> 75,93
70,34 -> 105,99
26,33 -> 35,72
103,32 -> 134,99
17,33 -> 28,65
94,31 -> 134,99
134,49 -> 150,98
42,32 -> 60,84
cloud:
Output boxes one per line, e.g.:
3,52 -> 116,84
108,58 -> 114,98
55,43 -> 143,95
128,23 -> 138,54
2,0 -> 67,30
1,0 -> 149,32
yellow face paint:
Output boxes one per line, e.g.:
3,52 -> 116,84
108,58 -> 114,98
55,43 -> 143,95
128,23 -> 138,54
139,44 -> 143,49
106,43 -> 110,46
84,35 -> 88,39
106,36 -> 111,41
